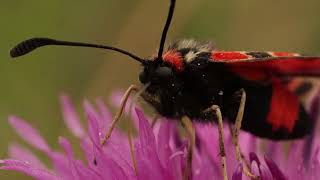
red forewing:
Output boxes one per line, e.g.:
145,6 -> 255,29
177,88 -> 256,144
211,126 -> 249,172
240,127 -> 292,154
211,51 -> 320,81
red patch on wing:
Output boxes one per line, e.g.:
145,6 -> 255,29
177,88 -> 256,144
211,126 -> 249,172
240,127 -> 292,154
267,78 -> 299,132
211,51 -> 249,61
163,51 -> 184,72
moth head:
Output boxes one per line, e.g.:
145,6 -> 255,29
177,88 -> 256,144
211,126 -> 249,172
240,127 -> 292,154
139,62 -> 173,84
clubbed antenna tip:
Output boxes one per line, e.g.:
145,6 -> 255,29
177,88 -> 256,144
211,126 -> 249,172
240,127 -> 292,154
10,37 -> 146,63
10,38 -> 57,58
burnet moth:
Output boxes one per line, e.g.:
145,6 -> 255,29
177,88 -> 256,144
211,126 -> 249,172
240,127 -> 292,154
10,0 -> 320,179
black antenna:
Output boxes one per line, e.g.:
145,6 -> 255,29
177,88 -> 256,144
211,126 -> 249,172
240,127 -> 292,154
10,37 -> 145,63
157,0 -> 176,60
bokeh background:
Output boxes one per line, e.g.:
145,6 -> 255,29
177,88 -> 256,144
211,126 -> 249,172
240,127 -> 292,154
1,0 -> 320,179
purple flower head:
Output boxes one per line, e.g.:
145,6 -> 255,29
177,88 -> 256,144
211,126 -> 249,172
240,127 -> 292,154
1,91 -> 320,180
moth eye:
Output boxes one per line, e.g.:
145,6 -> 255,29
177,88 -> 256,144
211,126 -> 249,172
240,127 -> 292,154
139,71 -> 148,83
155,66 -> 172,79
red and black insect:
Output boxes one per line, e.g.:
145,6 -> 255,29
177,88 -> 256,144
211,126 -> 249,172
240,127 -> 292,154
11,5 -> 319,141
140,42 -> 320,140
10,0 -> 320,178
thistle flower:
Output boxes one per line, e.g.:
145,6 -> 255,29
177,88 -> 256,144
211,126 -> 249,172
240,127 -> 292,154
1,92 -> 320,180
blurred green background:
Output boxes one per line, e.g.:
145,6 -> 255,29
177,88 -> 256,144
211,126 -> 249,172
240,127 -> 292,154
1,0 -> 320,179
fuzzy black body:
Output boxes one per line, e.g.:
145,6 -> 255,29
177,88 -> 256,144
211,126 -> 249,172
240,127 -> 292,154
140,40 -> 313,140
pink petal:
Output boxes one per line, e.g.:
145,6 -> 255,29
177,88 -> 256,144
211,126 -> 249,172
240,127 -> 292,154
110,91 -> 131,114
73,160 -> 103,180
59,137 -> 102,180
238,131 -> 256,158
249,153 -> 260,165
264,156 -> 287,180
84,102 -> 135,177
287,141 -> 304,177
232,164 -> 243,180
259,163 -> 273,180
84,100 -> 102,129
0,159 -> 59,180
60,95 -> 85,138
168,150 -> 184,180
9,143 -> 46,169
110,90 -> 140,130
99,156 -> 129,180
251,161 -> 260,178
224,128 -> 237,178
95,98 -> 112,132
103,141 -> 135,178
295,164 -> 306,180
9,116 -> 50,152
157,120 -> 173,167
136,108 -> 157,154
130,104 -> 141,130
250,153 -> 274,180
80,138 -> 96,167
58,137 -> 79,180
84,105 -> 133,179
86,108 -> 100,146
265,141 -> 286,168
47,151 -> 73,179
309,148 -> 320,180
95,98 -> 124,140
85,99 -> 125,143
135,108 -> 167,180
58,137 -> 75,161
195,124 -> 220,165
193,151 -> 220,179
92,144 -> 129,180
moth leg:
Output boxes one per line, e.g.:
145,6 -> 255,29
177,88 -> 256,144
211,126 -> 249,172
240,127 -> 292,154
228,123 -> 248,168
127,114 -> 138,175
181,116 -> 195,180
204,105 -> 228,180
101,84 -> 139,145
232,89 -> 247,162
232,89 -> 258,179
98,85 -> 139,174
